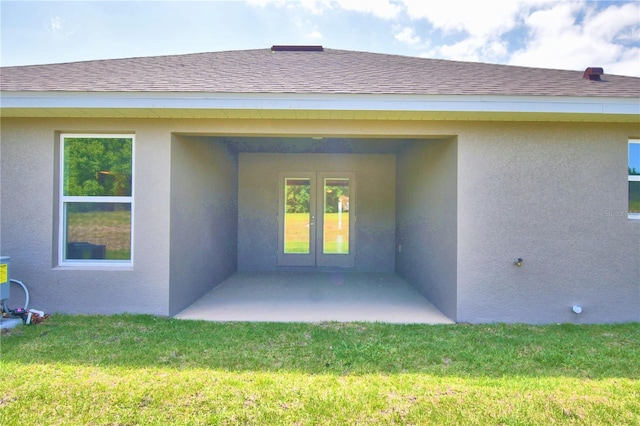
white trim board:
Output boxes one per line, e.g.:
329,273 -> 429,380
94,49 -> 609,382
2,92 -> 638,120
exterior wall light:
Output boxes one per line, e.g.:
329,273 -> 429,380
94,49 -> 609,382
514,258 -> 523,267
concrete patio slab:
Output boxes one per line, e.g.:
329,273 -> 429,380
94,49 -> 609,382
175,272 -> 453,324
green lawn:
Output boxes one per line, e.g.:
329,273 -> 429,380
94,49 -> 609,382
285,213 -> 349,254
284,213 -> 311,253
1,315 -> 639,425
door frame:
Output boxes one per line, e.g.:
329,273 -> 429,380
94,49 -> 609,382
277,171 -> 356,268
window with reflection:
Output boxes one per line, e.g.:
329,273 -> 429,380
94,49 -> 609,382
629,140 -> 640,219
60,135 -> 133,264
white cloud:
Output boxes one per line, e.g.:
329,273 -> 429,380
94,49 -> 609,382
50,17 -> 64,33
398,0 -> 640,76
246,0 -> 287,7
436,37 -> 509,63
606,47 -> 640,77
394,26 -> 420,46
509,1 -> 640,76
247,0 -> 640,76
247,0 -> 324,14
248,0 -> 401,19
584,1 -> 640,41
47,16 -> 74,37
298,0 -> 329,15
400,0 -> 532,37
331,0 -> 401,19
306,30 -> 323,40
616,26 -> 640,43
398,0 -> 546,63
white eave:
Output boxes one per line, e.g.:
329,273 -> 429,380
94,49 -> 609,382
1,91 -> 639,122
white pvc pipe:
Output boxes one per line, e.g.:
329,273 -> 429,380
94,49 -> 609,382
8,279 -> 29,311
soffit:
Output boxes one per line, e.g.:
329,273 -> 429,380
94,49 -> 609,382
2,107 -> 638,123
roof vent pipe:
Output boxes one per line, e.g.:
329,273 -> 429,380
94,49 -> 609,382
271,45 -> 324,52
583,67 -> 604,81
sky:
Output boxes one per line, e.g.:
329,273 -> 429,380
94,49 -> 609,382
1,0 -> 639,77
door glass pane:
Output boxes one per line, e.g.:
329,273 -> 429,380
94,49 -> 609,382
284,178 -> 311,253
323,178 -> 349,254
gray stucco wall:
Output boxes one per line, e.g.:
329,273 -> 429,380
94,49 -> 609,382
396,139 -> 458,321
1,117 -> 637,323
0,118 -> 172,315
238,153 -> 396,272
456,122 -> 640,324
169,136 -> 238,316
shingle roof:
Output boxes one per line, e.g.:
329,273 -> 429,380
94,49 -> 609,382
1,47 -> 639,97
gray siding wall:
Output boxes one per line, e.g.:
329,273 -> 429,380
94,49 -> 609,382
238,153 -> 396,272
0,118 -> 172,315
456,122 -> 640,324
169,136 -> 238,316
396,139 -> 458,321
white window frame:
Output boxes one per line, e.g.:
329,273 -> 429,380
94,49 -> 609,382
630,139 -> 640,220
58,133 -> 135,267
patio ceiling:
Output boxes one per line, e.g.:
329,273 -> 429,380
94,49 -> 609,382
209,136 -> 418,154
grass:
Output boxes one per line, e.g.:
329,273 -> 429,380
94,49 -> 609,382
1,316 -> 639,425
285,212 -> 311,253
285,213 -> 349,254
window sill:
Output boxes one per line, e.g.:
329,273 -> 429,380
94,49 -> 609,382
55,263 -> 133,271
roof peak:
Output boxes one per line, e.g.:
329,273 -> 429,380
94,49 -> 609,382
271,45 -> 323,52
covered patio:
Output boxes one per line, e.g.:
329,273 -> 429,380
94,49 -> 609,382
175,272 -> 453,324
168,135 -> 458,322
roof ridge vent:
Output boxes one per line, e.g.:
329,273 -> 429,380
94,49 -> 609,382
583,67 -> 604,81
271,45 -> 324,52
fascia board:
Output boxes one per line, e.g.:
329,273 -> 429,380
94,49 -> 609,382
1,91 -> 639,116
